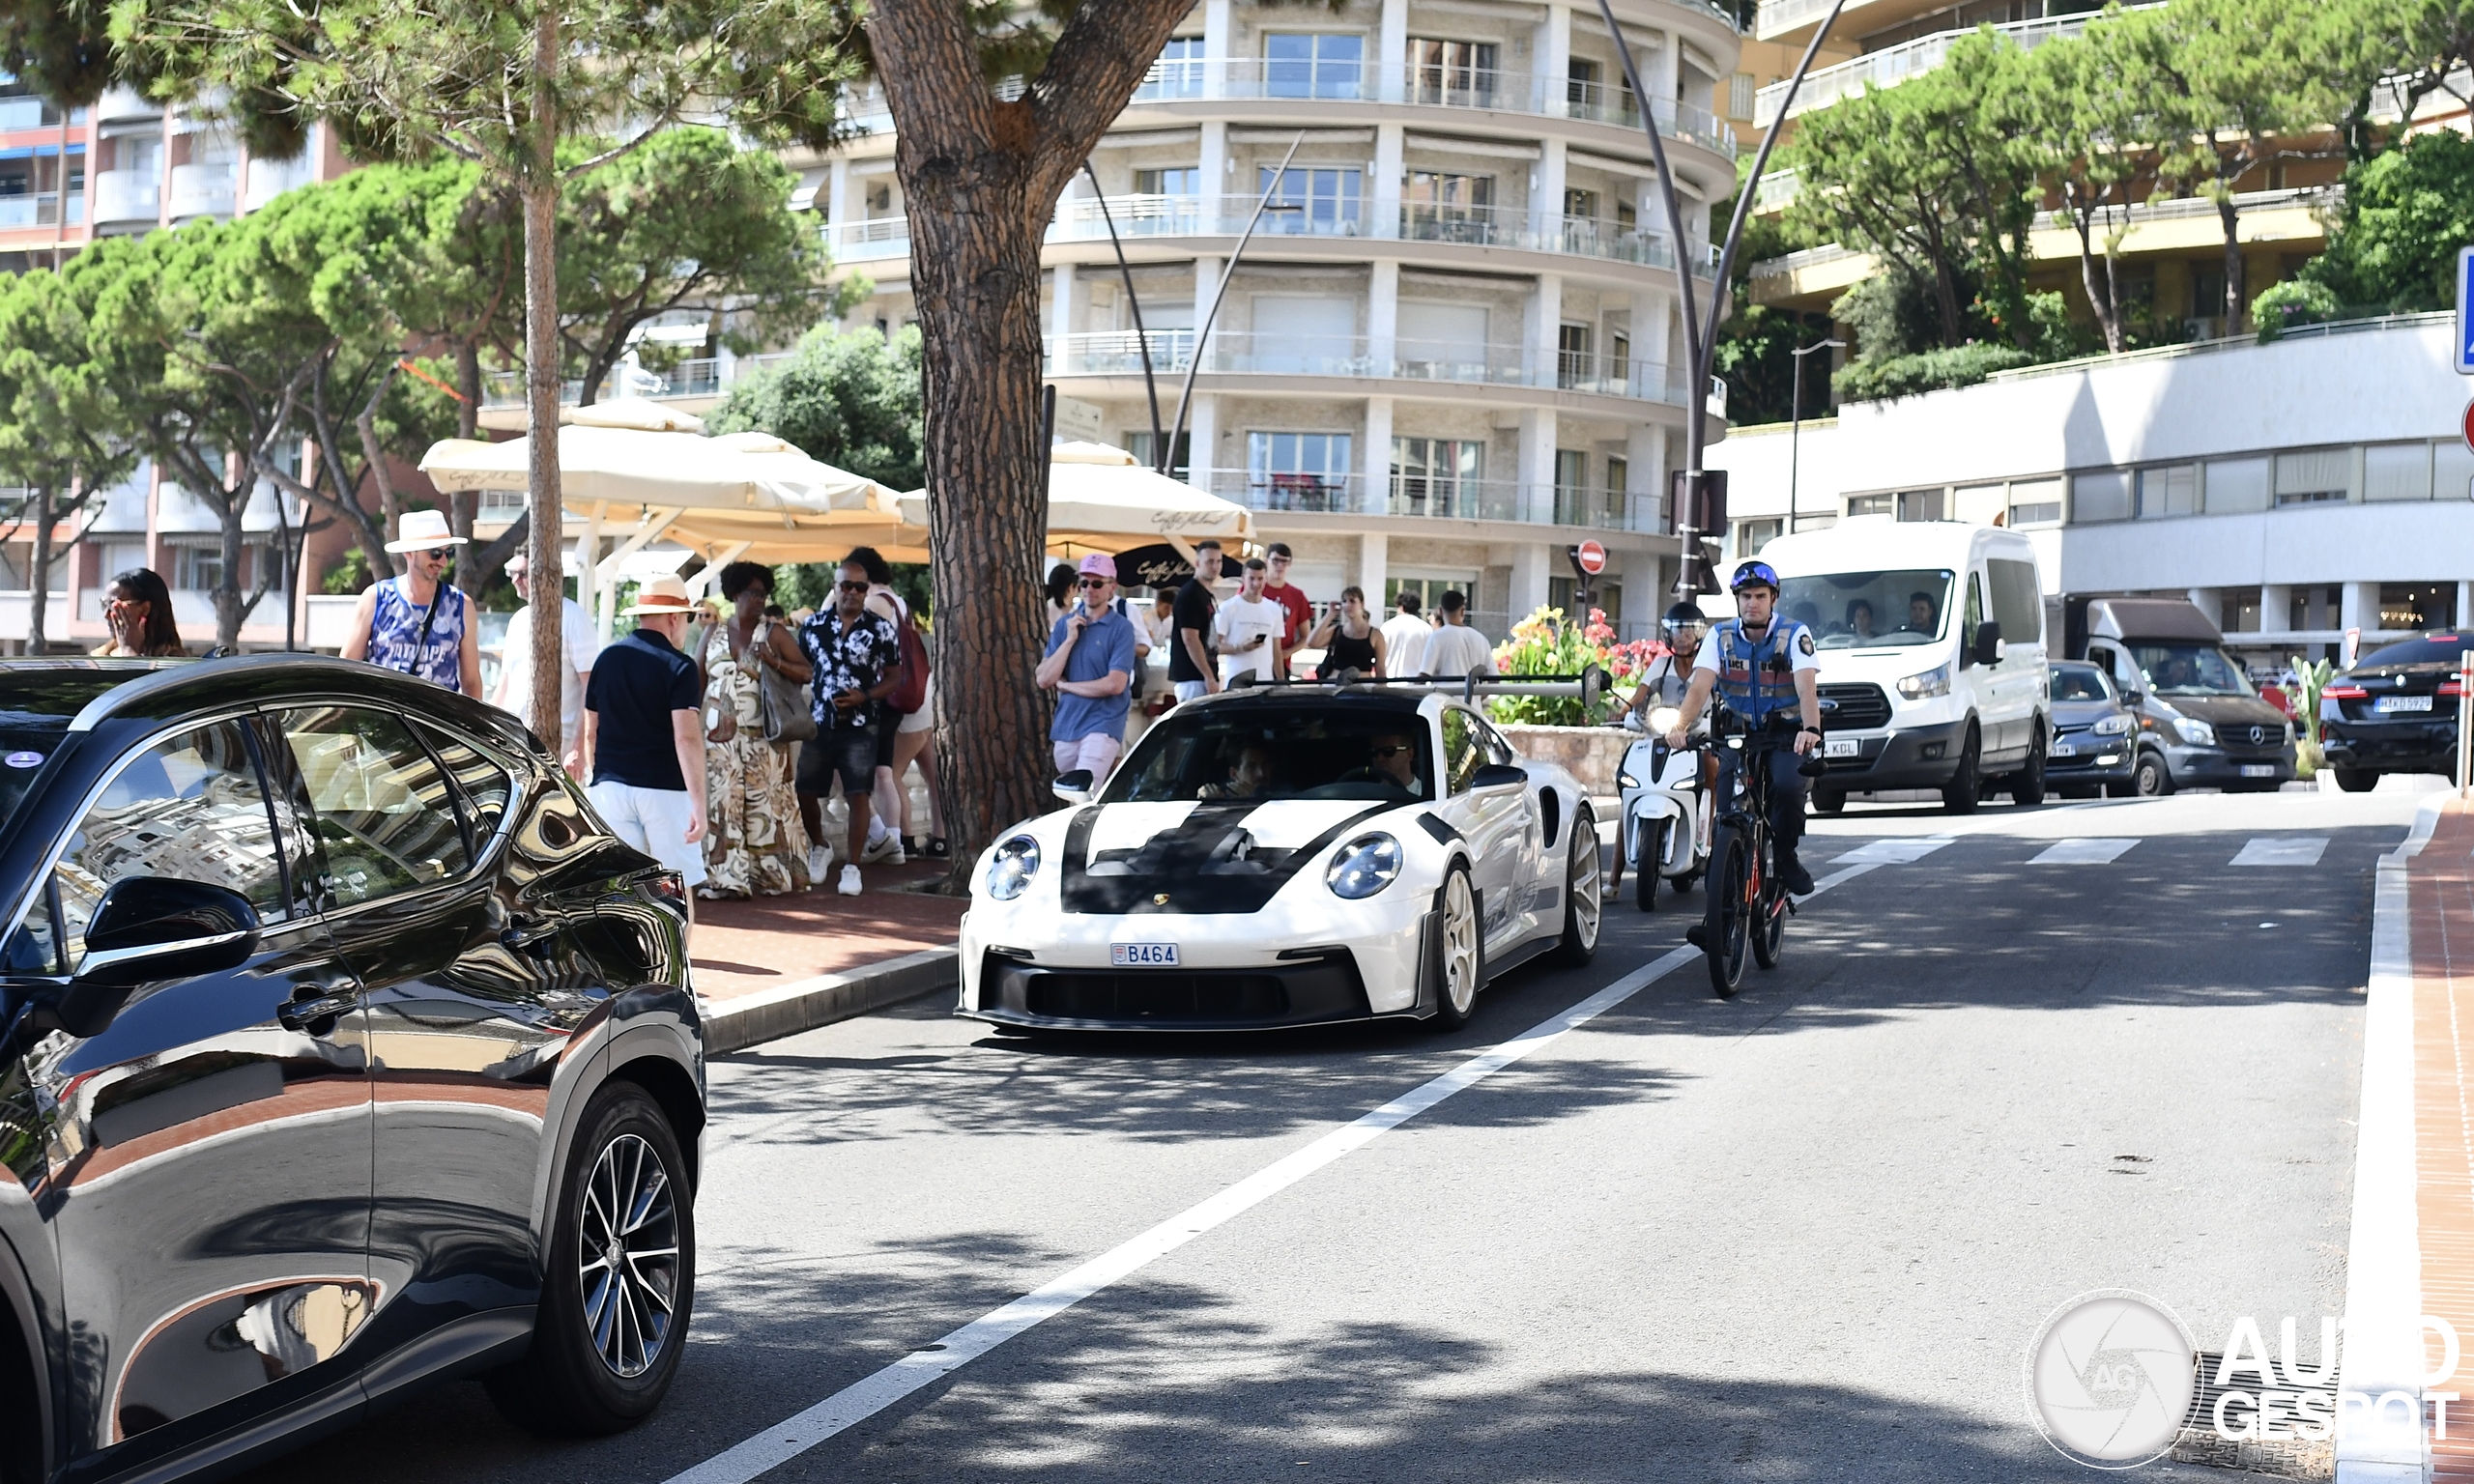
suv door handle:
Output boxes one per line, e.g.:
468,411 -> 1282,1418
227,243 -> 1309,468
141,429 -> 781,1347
277,991 -> 359,1033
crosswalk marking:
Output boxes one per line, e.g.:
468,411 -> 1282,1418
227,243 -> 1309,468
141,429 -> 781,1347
2028,838 -> 2139,865
1830,835 -> 1957,865
2230,836 -> 2329,867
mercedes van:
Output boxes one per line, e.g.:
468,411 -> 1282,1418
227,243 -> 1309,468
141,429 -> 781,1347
1756,517 -> 2051,814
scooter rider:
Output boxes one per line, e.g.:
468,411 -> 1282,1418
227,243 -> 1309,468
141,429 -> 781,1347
1665,560 -> 1825,896
1629,601 -> 1710,716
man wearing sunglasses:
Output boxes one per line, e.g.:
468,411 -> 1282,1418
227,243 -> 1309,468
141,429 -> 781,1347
343,507 -> 482,696
795,557 -> 906,897
1036,552 -> 1139,782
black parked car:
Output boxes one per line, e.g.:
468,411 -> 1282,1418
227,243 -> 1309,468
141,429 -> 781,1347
0,657 -> 704,1484
2321,632 -> 2474,791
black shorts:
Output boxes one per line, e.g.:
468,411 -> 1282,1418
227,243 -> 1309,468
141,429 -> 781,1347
797,728 -> 877,797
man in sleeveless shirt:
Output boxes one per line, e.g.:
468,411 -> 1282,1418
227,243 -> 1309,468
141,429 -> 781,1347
343,508 -> 482,695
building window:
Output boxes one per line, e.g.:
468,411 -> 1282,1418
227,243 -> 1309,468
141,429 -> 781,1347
1550,576 -> 1623,619
1556,324 -> 1593,387
1733,517 -> 1783,557
1563,187 -> 1599,224
2071,471 -> 2130,523
1133,167 -> 1200,197
2220,591 -> 2261,635
1127,432 -> 1190,482
1249,432 -> 1353,512
1256,166 -> 1361,235
2204,456 -> 2270,513
2274,448 -> 2349,505
173,545 -> 226,592
1137,37 -> 1205,100
1568,56 -> 1602,107
1402,172 -> 1492,242
1264,32 -> 1364,100
1407,39 -> 1500,104
1391,437 -> 1486,519
1847,493 -> 1891,518
1606,454 -> 1629,496
2135,464 -> 2198,519
2438,442 -> 2474,499
2007,478 -> 2062,528
2381,583 -> 2456,632
1896,488 -> 1943,522
1728,72 -> 1756,120
2365,442 -> 2433,502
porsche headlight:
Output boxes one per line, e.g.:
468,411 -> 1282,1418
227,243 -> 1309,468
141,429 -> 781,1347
1326,833 -> 1403,899
1897,662 -> 1952,699
985,835 -> 1042,900
2172,717 -> 2216,747
2092,713 -> 2132,736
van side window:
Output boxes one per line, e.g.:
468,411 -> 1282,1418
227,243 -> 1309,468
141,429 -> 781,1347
1963,573 -> 1986,656
1987,559 -> 2043,645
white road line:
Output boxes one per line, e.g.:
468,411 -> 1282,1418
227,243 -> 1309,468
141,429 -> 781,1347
2230,836 -> 2330,867
1830,835 -> 1957,865
662,865 -> 1884,1484
2027,838 -> 2139,866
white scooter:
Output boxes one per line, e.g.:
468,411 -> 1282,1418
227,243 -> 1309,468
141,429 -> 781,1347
1615,704 -> 1713,911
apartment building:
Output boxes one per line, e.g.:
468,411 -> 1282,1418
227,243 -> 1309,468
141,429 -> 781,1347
788,0 -> 1741,636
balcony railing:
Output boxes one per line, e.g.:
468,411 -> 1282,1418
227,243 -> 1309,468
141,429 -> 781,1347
1752,6 -> 2159,126
169,161 -> 236,219
1124,60 -> 1738,158
1754,0 -> 1849,41
91,170 -> 158,225
1208,471 -> 1653,531
477,351 -> 799,411
1045,329 -> 1705,407
0,192 -> 82,229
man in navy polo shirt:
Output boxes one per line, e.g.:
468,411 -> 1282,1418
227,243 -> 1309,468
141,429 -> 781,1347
1036,552 -> 1139,781
574,573 -> 708,921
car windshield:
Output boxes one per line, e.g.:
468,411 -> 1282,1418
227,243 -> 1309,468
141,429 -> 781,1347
2050,664 -> 2113,702
2357,634 -> 2472,670
2128,642 -> 2255,697
1104,705 -> 1432,804
1781,570 -> 1955,649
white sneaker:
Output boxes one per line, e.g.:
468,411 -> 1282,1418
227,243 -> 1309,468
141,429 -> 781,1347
837,865 -> 862,897
862,833 -> 904,865
807,844 -> 831,884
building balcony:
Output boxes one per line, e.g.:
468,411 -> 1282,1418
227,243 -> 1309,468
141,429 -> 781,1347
0,192 -> 82,230
1755,0 -> 1948,45
169,161 -> 235,220
91,170 -> 159,227
1208,471 -> 1654,532
1752,7 -> 2152,126
94,86 -> 160,125
834,197 -> 1718,278
1045,329 -> 1713,412
243,153 -> 313,213
475,351 -> 799,427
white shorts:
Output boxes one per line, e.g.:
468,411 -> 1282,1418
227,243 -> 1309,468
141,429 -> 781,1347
1174,679 -> 1212,703
1052,732 -> 1122,780
898,672 -> 935,734
588,781 -> 709,889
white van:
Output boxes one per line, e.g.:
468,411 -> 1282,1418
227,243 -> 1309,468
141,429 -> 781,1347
1754,516 -> 2050,814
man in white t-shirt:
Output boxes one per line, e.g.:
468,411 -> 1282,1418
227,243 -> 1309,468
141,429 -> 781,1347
1419,589 -> 1496,678
493,554 -> 598,771
1664,558 -> 1824,897
1380,590 -> 1431,677
1212,557 -> 1285,684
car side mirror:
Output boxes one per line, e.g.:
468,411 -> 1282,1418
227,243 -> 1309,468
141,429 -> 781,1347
2123,690 -> 2146,707
1469,762 -> 1527,795
1971,621 -> 2003,668
46,878 -> 260,1037
1052,769 -> 1095,806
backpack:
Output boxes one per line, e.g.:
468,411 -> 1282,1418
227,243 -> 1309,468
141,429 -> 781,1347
886,611 -> 931,715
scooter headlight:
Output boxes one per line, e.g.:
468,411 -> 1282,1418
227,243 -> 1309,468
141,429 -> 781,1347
985,835 -> 1042,900
1647,705 -> 1683,736
1326,833 -> 1403,899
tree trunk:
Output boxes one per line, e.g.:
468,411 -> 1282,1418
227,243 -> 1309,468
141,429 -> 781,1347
2216,196 -> 2244,330
523,2 -> 566,746
27,484 -> 51,655
216,496 -> 245,653
2069,209 -> 2122,356
865,0 -> 1197,887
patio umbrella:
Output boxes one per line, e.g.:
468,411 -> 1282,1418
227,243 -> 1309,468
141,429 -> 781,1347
895,442 -> 1256,556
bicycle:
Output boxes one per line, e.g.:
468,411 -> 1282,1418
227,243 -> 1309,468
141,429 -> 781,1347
1696,702 -> 1829,997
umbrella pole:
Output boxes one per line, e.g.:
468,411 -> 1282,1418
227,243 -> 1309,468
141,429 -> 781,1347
1082,162 -> 1165,471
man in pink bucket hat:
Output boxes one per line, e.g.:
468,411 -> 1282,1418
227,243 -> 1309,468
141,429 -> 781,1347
1035,552 -> 1140,783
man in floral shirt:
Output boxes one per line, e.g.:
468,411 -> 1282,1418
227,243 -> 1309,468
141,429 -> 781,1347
796,557 -> 905,896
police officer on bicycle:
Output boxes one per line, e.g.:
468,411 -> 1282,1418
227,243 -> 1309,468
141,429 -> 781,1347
1664,560 -> 1826,895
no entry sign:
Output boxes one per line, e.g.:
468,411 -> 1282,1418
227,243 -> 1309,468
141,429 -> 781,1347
1575,539 -> 1607,576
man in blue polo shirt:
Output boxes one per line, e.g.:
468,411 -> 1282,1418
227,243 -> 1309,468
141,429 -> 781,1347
574,573 -> 707,919
1036,552 -> 1139,780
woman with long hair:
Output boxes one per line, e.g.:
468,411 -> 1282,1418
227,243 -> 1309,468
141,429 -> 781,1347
96,568 -> 187,658
691,561 -> 814,898
1304,585 -> 1386,678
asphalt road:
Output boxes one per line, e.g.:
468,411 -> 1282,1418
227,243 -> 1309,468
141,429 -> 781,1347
240,779 -> 2438,1483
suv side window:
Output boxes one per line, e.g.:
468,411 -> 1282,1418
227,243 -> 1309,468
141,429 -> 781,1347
415,721 -> 516,851
50,720 -> 289,971
1442,708 -> 1483,793
1476,715 -> 1518,767
275,707 -> 473,908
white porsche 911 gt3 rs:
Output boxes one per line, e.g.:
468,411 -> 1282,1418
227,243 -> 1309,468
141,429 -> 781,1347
958,677 -> 1606,1032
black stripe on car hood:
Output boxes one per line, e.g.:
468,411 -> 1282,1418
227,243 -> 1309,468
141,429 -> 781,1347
1058,801 -> 1394,915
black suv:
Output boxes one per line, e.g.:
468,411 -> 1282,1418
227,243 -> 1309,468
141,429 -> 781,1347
2321,632 -> 2473,791
0,657 -> 704,1484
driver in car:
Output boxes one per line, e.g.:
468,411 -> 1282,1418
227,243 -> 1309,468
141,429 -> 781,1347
1360,728 -> 1425,797
1200,741 -> 1276,800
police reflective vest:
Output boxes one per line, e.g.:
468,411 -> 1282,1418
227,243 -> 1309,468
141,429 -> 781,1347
1712,617 -> 1807,721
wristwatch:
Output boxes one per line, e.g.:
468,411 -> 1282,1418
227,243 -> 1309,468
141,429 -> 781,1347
1799,725 -> 1825,738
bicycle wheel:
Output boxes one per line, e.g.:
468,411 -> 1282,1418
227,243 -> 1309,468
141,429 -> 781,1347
1750,831 -> 1788,970
1704,828 -> 1749,998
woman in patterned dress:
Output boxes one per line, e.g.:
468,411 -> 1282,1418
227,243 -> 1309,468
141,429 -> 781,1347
694,561 -> 813,898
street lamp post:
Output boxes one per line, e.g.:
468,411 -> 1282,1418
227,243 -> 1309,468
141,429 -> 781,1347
1787,336 -> 1845,533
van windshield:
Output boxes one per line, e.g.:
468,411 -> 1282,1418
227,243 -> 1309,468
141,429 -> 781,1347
2129,642 -> 2255,698
1779,570 -> 1954,649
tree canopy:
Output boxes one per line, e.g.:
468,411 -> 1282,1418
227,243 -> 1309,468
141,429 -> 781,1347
705,325 -> 924,492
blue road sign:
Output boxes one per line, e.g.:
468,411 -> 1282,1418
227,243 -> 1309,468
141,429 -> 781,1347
2460,245 -> 2474,374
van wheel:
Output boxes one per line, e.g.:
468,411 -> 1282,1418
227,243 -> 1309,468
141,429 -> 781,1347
1941,726 -> 1981,814
2336,767 -> 2377,793
2134,751 -> 2173,797
2012,718 -> 2047,807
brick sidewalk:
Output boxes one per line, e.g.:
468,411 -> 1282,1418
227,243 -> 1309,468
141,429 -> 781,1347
2414,797 -> 2474,1478
689,855 -> 965,1002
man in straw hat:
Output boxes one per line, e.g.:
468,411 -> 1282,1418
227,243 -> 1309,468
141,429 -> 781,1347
575,573 -> 708,910
342,507 -> 481,695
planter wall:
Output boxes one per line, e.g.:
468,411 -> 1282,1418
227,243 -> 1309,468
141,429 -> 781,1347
1499,723 -> 1628,794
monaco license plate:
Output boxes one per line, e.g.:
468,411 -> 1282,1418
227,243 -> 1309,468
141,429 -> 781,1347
2239,764 -> 2278,778
1111,942 -> 1180,967
2376,694 -> 2433,713
1825,737 -> 1860,758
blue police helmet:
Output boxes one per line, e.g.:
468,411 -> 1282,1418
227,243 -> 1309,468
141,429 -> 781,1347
1729,560 -> 1781,594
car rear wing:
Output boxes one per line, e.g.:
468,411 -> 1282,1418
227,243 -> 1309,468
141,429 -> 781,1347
1226,665 -> 1614,708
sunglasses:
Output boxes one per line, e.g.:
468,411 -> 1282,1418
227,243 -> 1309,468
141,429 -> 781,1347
1369,745 -> 1410,758
421,548 -> 453,560
1078,576 -> 1110,588
838,580 -> 870,592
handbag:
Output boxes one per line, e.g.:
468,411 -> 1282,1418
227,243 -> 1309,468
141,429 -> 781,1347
752,623 -> 818,744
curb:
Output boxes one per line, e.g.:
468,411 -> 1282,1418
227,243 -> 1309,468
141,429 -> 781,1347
2335,791 -> 2448,1483
699,946 -> 960,1055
